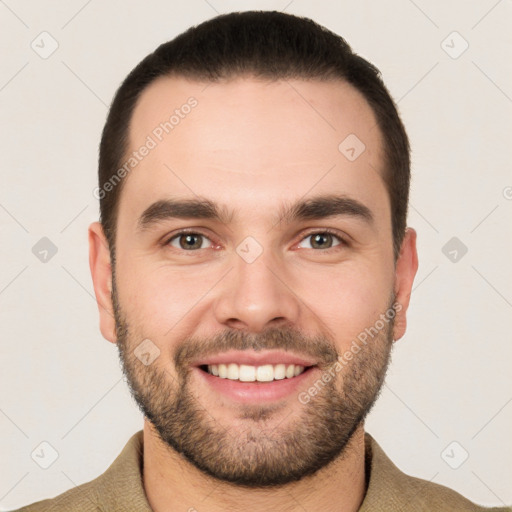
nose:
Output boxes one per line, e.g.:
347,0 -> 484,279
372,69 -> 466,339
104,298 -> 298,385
212,248 -> 302,333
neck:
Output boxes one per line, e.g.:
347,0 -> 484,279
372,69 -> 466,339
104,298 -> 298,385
142,419 -> 367,512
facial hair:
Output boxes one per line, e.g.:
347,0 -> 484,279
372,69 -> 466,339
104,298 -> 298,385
112,277 -> 395,488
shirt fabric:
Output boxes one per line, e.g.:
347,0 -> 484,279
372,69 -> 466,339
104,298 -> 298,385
13,430 -> 511,512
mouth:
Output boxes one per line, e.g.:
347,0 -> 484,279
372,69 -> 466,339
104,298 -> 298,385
198,363 -> 314,382
194,362 -> 319,404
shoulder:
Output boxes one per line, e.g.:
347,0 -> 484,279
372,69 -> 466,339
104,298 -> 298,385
10,431 -> 151,512
389,468 -> 510,512
9,475 -> 103,512
361,433 -> 511,512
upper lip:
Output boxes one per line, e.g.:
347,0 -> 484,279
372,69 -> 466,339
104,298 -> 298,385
192,350 -> 317,368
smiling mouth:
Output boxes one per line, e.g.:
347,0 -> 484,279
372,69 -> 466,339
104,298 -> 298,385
198,363 -> 316,383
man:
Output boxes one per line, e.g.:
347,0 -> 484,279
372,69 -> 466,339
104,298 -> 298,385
15,10 -> 510,512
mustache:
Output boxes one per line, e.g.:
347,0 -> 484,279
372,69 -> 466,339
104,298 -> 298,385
173,326 -> 339,370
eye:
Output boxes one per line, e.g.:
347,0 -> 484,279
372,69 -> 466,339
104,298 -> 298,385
297,230 -> 346,251
165,231 -> 214,251
163,229 -> 347,253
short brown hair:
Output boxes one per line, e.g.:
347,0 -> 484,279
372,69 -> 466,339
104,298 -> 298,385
98,10 -> 410,261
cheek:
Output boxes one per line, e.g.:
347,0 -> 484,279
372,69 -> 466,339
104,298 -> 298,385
293,260 -> 393,346
116,261 -> 215,336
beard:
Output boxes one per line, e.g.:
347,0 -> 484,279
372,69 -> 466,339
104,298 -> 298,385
112,276 -> 395,488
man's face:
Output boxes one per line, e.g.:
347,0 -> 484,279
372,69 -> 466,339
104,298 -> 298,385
91,77 -> 416,486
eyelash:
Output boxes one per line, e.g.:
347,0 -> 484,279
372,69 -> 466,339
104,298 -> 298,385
162,228 -> 349,254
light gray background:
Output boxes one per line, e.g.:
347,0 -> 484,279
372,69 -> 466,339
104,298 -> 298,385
1,0 -> 511,509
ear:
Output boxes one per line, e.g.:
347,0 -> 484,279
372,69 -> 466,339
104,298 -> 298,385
88,221 -> 116,344
393,227 -> 419,341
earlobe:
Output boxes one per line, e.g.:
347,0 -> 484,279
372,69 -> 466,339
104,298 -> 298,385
88,221 -> 117,344
393,228 -> 419,342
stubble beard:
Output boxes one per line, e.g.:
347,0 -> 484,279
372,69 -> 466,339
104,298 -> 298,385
112,277 -> 395,488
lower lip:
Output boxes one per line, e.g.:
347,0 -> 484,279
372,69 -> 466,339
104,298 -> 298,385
194,366 -> 318,404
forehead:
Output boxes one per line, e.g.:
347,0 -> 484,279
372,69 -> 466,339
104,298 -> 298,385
120,75 -> 387,226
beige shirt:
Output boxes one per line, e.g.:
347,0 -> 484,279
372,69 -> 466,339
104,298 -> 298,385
13,430 -> 511,512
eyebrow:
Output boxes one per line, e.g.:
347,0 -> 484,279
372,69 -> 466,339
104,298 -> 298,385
136,194 -> 374,233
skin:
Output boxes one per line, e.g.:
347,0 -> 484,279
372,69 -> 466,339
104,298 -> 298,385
89,76 -> 418,512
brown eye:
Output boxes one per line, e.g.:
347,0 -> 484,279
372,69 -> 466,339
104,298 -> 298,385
167,232 -> 212,251
297,231 -> 344,251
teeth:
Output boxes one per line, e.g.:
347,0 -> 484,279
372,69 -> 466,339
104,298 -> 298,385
207,363 -> 306,381
273,364 -> 286,380
239,364 -> 255,382
227,363 -> 239,380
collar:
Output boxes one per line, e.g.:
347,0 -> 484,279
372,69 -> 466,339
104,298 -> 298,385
87,430 -> 483,512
